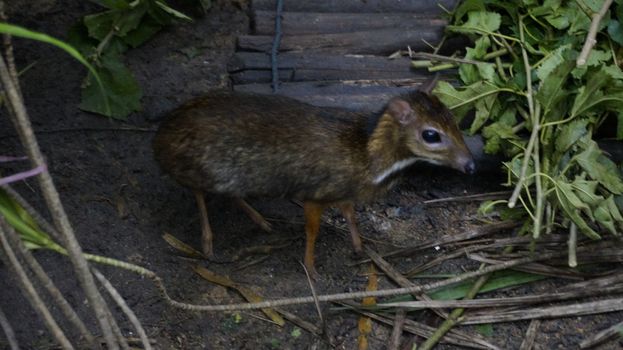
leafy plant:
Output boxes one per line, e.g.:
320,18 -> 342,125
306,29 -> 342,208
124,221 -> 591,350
419,1 -> 623,243
0,22 -> 110,114
69,0 -> 194,119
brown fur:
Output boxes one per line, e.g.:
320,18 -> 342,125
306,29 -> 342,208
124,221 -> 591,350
153,91 -> 472,203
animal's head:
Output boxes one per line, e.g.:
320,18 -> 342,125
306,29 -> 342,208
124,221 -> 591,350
385,87 -> 475,175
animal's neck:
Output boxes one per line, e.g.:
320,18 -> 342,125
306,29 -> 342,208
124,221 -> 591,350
366,114 -> 415,184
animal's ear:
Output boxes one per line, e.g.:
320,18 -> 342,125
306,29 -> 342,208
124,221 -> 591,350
419,73 -> 439,95
387,97 -> 415,125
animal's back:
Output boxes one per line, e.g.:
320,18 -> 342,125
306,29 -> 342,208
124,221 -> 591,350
153,91 -> 371,202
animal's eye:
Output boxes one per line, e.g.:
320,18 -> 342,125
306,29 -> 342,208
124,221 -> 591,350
422,129 -> 441,143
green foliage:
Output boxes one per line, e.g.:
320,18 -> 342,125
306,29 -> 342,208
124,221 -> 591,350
432,0 -> 623,240
69,0 -> 193,119
0,23 -> 110,115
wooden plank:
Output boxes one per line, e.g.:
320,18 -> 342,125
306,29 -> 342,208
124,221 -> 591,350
253,11 -> 446,35
233,80 -> 427,111
252,0 -> 459,13
228,52 -> 415,83
230,69 -> 419,84
237,28 -> 444,55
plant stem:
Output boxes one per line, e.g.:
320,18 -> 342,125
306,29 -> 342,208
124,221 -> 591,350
0,54 -> 120,349
577,0 -> 613,65
568,223 -> 578,267
509,16 -> 538,209
0,219 -> 74,349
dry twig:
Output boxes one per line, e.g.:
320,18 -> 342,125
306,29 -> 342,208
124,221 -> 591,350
580,319 -> 623,349
388,309 -> 406,350
0,219 -> 73,349
0,41 -> 120,349
519,320 -> 541,350
93,269 -> 153,350
462,298 -> 623,324
0,305 -> 19,350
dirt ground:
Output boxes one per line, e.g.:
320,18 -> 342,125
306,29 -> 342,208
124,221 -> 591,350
1,1 -> 622,349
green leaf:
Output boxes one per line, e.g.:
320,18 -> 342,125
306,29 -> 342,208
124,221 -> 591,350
453,0 -> 487,21
617,112 -> 623,139
555,118 -> 589,154
483,116 -> 521,155
476,324 -> 494,337
572,175 -> 603,207
460,36 -> 492,84
84,11 -> 116,41
0,22 -> 110,116
79,52 -> 141,119
122,15 -> 163,47
575,140 -> 623,194
556,181 -> 601,239
536,60 -> 574,121
447,11 -> 502,34
433,80 -> 504,121
594,196 -> 623,235
428,270 -> 545,300
470,92 -> 498,134
536,45 -> 571,82
84,5 -> 148,41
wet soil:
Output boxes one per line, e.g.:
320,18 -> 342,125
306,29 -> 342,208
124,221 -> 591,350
1,1 -> 621,349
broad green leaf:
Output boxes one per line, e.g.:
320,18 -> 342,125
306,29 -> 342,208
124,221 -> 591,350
476,324 -> 494,337
433,80 -> 503,121
453,0 -> 487,21
572,175 -> 602,207
428,270 -> 546,300
122,15 -> 162,47
604,65 -> 623,80
0,22 -> 110,116
470,92 -> 498,134
556,182 -> 601,239
531,0 -> 563,16
84,11 -> 116,40
84,5 -> 148,41
536,60 -> 574,120
460,36 -> 492,84
447,11 -> 502,34
571,67 -> 610,118
555,118 -> 589,154
594,196 -> 623,235
575,140 -> 623,194
536,44 -> 571,82
79,52 -> 141,119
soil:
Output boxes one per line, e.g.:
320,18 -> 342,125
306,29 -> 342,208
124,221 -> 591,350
1,1 -> 622,349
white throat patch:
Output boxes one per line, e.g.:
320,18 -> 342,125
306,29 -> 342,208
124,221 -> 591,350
373,157 -> 424,184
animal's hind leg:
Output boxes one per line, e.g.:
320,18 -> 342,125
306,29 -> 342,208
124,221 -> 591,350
233,198 -> 272,232
337,202 -> 362,254
194,190 -> 214,257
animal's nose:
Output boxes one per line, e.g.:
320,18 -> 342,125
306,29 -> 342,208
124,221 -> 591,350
464,160 -> 476,175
